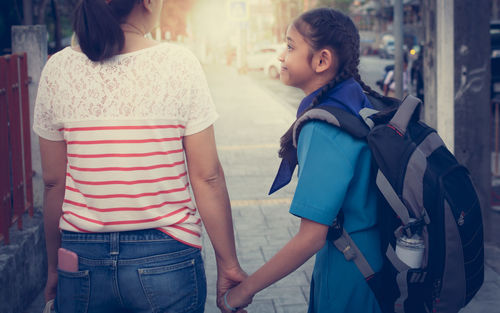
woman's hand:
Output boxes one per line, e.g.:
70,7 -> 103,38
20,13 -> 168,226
216,264 -> 247,311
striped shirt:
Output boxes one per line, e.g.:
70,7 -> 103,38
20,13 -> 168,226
33,44 -> 218,248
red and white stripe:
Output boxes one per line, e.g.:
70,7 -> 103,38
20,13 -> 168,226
59,119 -> 203,248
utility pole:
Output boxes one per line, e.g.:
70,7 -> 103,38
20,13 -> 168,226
393,0 -> 404,99
22,0 -> 33,25
422,0 -> 493,242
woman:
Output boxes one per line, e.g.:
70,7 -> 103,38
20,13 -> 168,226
34,0 -> 245,312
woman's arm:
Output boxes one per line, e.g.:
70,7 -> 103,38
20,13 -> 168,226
224,218 -> 329,310
39,137 -> 67,301
183,126 -> 246,308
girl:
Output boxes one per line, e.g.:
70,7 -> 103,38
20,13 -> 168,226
221,8 -> 384,313
34,0 -> 245,312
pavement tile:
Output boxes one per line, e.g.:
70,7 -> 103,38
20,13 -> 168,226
246,299 -> 276,313
301,286 -> 311,302
275,303 -> 310,313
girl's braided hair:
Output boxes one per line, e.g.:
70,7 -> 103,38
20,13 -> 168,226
278,8 -> 383,159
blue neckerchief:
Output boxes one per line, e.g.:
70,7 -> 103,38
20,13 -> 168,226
269,78 -> 372,194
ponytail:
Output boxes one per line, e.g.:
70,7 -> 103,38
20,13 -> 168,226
73,0 -> 137,62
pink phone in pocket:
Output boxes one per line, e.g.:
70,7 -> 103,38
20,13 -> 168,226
58,248 -> 78,272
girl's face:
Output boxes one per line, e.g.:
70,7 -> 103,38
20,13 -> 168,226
279,25 -> 316,93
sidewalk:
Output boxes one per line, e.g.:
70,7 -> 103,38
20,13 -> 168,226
25,64 -> 500,313
201,64 -> 312,313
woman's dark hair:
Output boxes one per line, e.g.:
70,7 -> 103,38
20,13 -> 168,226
73,0 -> 141,62
279,8 -> 384,159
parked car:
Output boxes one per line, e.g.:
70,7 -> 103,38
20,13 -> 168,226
379,39 -> 395,59
263,48 -> 285,79
247,44 -> 284,71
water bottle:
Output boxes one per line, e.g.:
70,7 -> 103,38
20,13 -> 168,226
395,233 -> 425,269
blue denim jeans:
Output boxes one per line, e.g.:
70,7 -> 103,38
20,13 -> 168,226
55,229 -> 206,313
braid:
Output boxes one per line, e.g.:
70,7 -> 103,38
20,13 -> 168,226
278,67 -> 351,159
278,8 -> 374,159
354,73 -> 384,100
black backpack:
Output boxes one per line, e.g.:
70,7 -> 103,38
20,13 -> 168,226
292,95 -> 484,313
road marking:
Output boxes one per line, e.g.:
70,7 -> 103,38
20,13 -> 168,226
231,198 -> 292,207
217,143 -> 279,151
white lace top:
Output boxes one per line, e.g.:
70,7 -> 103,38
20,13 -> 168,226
33,44 -> 218,248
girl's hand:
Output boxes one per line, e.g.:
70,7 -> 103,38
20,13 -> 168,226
216,265 -> 248,312
220,285 -> 253,313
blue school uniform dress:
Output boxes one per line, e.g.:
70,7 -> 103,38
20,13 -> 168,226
270,78 -> 383,313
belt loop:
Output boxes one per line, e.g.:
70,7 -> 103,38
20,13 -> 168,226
110,232 -> 119,255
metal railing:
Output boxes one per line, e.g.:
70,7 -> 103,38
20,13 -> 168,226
0,53 -> 34,245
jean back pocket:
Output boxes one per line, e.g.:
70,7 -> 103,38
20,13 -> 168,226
138,257 -> 205,313
56,269 -> 90,313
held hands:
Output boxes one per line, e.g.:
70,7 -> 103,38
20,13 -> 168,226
216,265 -> 251,313
220,285 -> 254,313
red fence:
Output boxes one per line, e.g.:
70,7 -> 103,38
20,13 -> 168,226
0,53 -> 34,245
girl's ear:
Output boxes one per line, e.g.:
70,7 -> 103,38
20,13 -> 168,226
312,49 -> 336,74
142,0 -> 154,14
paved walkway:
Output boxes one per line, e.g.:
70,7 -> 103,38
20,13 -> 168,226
25,63 -> 500,313
201,64 -> 312,313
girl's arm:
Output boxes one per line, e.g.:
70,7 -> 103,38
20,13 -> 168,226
183,126 -> 247,308
225,217 -> 329,309
39,138 -> 67,301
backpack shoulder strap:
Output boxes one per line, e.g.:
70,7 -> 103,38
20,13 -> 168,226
389,95 -> 422,135
292,105 -> 369,148
332,229 -> 376,279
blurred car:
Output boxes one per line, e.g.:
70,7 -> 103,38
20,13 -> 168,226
264,48 -> 285,79
247,44 -> 284,70
264,57 -> 280,79
379,34 -> 395,59
491,21 -> 500,103
379,39 -> 395,59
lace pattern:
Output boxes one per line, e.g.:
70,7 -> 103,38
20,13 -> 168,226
34,43 -> 217,139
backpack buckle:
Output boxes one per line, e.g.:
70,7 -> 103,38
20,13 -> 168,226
401,218 -> 425,237
327,218 -> 343,241
327,211 -> 345,241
